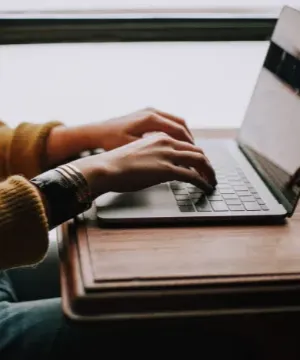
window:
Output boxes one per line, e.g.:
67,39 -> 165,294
1,1 -> 299,130
0,1 -> 299,15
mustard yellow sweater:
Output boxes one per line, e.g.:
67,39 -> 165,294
0,120 -> 62,270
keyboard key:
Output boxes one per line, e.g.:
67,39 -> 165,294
217,179 -> 229,185
175,194 -> 190,200
240,196 -> 255,202
179,205 -> 195,212
227,171 -> 239,176
229,205 -> 245,211
190,191 -> 203,198
248,187 -> 257,193
244,181 -> 252,186
233,185 -> 248,191
186,184 -> 198,189
191,196 -> 202,204
207,195 -> 223,201
217,184 -> 232,189
195,199 -> 212,212
227,176 -> 241,181
260,205 -> 269,211
216,175 -> 227,181
219,188 -> 235,194
170,182 -> 185,190
257,198 -> 265,205
211,189 -> 220,195
236,190 -> 252,196
177,200 -> 193,206
244,202 -> 261,211
173,189 -> 188,195
188,188 -> 204,194
222,194 -> 239,200
254,194 -> 261,199
190,194 -> 203,201
225,199 -> 242,205
210,201 -> 229,212
196,205 -> 212,212
229,181 -> 244,186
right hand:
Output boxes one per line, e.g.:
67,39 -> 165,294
71,132 -> 217,199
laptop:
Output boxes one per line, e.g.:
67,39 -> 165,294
95,6 -> 300,226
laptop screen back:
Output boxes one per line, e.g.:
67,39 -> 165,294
237,6 -> 300,212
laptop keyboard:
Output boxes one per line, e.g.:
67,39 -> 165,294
170,163 -> 269,213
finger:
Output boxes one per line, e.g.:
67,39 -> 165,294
170,150 -> 217,186
152,108 -> 194,140
146,114 -> 194,144
171,165 -> 214,194
167,137 -> 205,155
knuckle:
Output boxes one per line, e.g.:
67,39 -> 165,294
145,106 -> 156,113
155,132 -> 171,145
173,123 -> 184,133
163,161 -> 175,174
145,109 -> 157,118
178,117 -> 187,126
147,113 -> 159,123
194,153 -> 206,163
163,148 -> 177,158
175,124 -> 189,138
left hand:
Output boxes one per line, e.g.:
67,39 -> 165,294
90,107 -> 194,151
47,107 -> 194,166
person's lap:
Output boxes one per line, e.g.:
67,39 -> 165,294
0,271 -> 91,359
0,265 -> 253,360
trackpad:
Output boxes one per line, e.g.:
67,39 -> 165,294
95,183 -> 173,214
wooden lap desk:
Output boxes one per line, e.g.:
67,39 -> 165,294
59,128 -> 300,323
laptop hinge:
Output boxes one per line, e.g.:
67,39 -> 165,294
239,143 -> 300,217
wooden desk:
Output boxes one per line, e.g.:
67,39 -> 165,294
59,128 -> 300,323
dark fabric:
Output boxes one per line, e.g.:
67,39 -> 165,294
0,270 -> 253,360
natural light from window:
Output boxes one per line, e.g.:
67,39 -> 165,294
0,0 -> 300,15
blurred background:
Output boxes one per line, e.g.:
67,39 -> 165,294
1,0 -> 300,129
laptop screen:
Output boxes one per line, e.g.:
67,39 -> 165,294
237,6 -> 300,212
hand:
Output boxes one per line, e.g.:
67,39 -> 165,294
90,107 -> 194,151
46,108 -> 194,167
71,132 -> 217,198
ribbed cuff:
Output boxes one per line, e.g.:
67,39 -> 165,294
8,121 -> 63,179
0,175 -> 49,270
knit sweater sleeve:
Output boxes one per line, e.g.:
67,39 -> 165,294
0,120 -> 63,270
0,175 -> 49,270
3,121 -> 63,179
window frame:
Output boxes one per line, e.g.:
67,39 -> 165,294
0,12 -> 277,44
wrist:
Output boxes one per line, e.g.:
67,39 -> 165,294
30,165 -> 92,229
71,155 -> 111,199
63,123 -> 106,152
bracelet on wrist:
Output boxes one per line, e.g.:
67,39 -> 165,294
30,165 -> 92,228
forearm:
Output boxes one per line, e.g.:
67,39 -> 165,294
46,123 -> 106,168
46,125 -> 89,167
